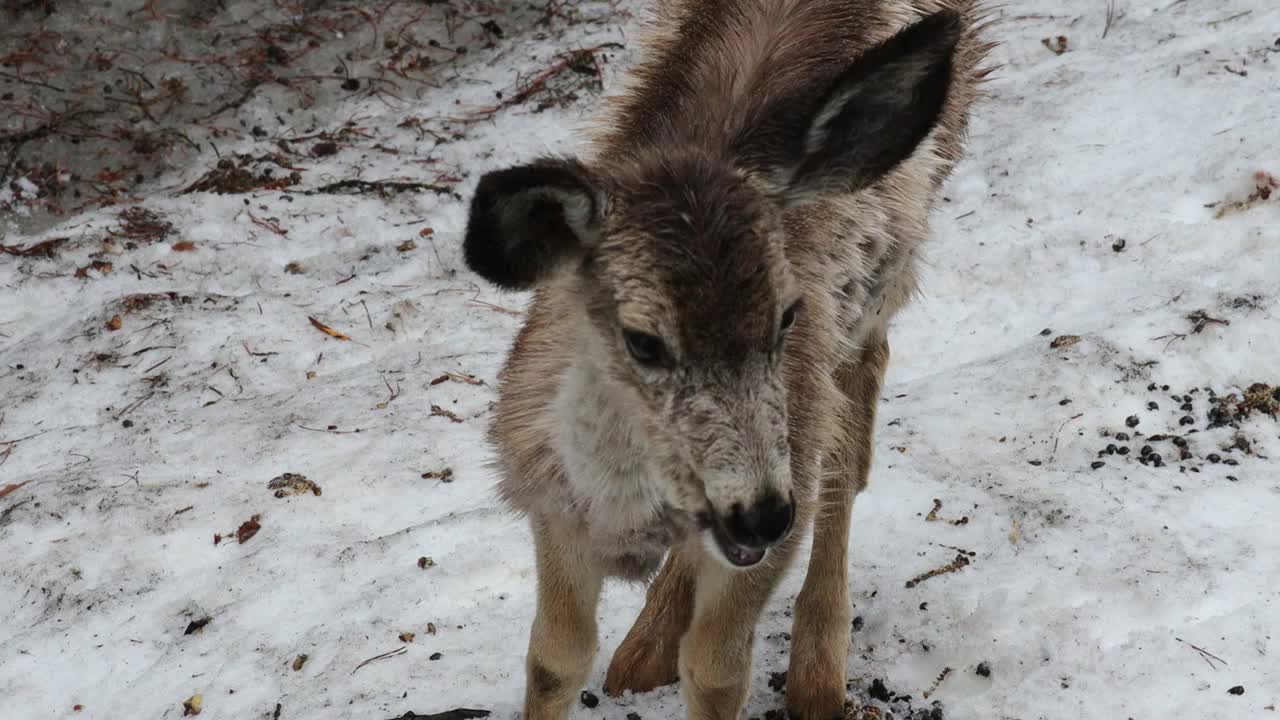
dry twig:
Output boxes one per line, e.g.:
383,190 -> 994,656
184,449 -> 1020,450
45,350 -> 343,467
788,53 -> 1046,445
352,646 -> 408,675
308,316 -> 351,341
905,553 -> 971,589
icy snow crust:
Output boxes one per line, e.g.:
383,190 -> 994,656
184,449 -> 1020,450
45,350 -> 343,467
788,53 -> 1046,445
1,1 -> 1277,719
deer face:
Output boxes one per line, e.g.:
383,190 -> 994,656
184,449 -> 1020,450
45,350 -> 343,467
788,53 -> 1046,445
586,151 -> 801,566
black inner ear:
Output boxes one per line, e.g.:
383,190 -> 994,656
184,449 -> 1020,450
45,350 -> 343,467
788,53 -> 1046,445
735,11 -> 961,200
797,54 -> 952,188
463,157 -> 598,291
521,198 -> 570,251
809,12 -> 958,189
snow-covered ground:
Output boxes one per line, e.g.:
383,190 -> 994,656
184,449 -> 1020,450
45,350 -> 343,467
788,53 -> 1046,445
2,1 -> 1277,719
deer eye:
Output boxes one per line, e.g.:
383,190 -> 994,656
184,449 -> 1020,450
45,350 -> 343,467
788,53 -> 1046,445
624,330 -> 667,367
780,301 -> 800,334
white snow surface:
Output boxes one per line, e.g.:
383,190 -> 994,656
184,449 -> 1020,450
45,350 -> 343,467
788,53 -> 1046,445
2,2 -> 1278,719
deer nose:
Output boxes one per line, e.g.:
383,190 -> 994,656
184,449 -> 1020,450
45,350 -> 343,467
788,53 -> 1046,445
723,492 -> 795,549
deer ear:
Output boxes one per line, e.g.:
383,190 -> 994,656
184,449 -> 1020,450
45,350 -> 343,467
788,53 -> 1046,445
753,11 -> 961,201
464,157 -> 601,290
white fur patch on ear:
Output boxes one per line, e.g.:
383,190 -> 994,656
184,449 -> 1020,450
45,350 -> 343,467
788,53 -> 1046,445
554,187 -> 597,239
804,52 -> 941,159
804,83 -> 866,157
498,186 -> 599,247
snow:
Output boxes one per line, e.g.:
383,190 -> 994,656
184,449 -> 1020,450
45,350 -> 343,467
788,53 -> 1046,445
2,1 -> 1278,719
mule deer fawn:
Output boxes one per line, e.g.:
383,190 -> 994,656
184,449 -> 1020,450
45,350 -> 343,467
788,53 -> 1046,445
462,1 -> 992,718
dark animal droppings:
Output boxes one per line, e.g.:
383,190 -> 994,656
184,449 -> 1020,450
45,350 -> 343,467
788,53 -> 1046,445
1228,686 -> 1244,696
1115,433 -> 1130,442
869,679 -> 893,703
975,662 -> 992,678
1091,461 -> 1106,469
1179,416 -> 1195,426
1126,415 -> 1140,428
579,691 -> 599,708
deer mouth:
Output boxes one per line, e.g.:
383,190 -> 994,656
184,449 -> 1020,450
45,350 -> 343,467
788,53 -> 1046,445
708,520 -> 767,568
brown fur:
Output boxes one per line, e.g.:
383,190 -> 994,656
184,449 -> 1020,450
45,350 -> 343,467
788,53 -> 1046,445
476,1 -> 993,718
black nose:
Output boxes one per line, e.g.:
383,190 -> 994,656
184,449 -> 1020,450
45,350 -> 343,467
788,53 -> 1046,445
723,493 -> 795,549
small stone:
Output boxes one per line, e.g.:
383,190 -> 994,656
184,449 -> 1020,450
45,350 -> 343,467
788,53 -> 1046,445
975,662 -> 992,678
1125,415 -> 1140,428
1227,685 -> 1244,696
1091,461 -> 1106,470
579,690 -> 599,708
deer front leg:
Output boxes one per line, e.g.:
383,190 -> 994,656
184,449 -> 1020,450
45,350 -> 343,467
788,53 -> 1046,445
680,540 -> 796,720
524,515 -> 604,720
786,336 -> 889,720
604,548 -> 696,697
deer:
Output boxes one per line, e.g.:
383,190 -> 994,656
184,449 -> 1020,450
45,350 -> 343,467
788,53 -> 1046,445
460,1 -> 993,718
